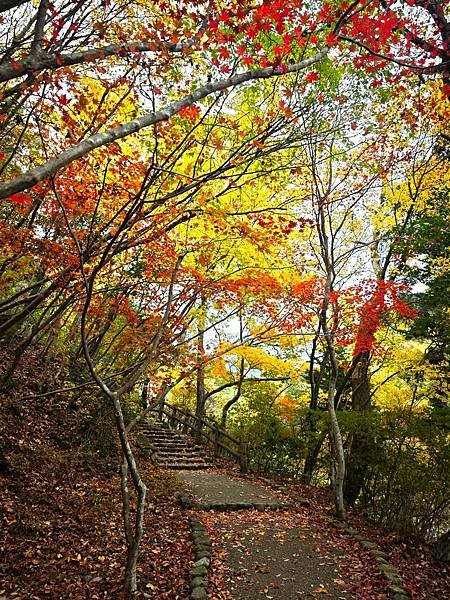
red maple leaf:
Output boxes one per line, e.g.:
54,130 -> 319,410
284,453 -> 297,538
9,193 -> 32,208
306,72 -> 320,83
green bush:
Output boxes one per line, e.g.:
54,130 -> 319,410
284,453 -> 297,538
226,384 -> 325,477
340,408 -> 450,539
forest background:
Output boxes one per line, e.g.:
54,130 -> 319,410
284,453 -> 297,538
0,0 -> 449,598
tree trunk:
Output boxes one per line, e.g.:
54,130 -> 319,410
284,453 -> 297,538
220,390 -> 240,428
303,434 -> 326,484
194,297 -> 207,438
344,351 -> 371,506
221,357 -> 245,428
123,476 -> 147,597
303,347 -> 328,481
195,356 -> 206,420
315,192 -> 346,520
111,396 -> 147,598
327,375 -> 346,519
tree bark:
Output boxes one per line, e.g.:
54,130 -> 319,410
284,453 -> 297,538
313,161 -> 346,519
221,357 -> 245,428
344,351 -> 371,505
327,375 -> 346,520
194,296 -> 207,438
303,433 -> 326,484
303,345 -> 328,482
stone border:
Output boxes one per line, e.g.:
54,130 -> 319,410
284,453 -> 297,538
344,526 -> 410,599
189,516 -> 212,600
175,489 -> 195,509
179,482 -> 407,598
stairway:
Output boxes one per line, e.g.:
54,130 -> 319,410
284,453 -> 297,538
140,422 -> 211,470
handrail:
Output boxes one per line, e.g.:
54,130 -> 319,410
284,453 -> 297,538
148,400 -> 248,472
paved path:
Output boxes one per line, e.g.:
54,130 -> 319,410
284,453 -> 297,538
174,468 -> 408,600
215,517 -> 352,599
177,472 -> 286,510
177,472 -> 359,599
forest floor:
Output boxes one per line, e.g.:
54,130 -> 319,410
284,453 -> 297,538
1,349 -> 449,599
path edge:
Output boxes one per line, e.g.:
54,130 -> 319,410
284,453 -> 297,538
338,522 -> 410,599
188,515 -> 212,600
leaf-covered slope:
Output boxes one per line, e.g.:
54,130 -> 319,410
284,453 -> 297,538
0,346 -> 192,599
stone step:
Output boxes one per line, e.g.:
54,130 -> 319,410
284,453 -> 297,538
149,443 -> 193,448
141,433 -> 181,439
159,458 -> 209,465
145,440 -> 201,447
155,452 -> 208,461
141,427 -> 185,436
154,449 -> 208,456
153,446 -> 205,456
160,463 -> 209,468
154,454 -> 207,461
159,463 -> 209,471
140,421 -> 213,471
149,440 -> 201,451
145,436 -> 193,441
159,457 -> 209,465
142,433 -> 193,441
155,434 -> 188,438
143,431 -> 186,436
143,433 -> 192,445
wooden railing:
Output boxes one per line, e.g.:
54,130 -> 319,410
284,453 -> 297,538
149,401 -> 248,473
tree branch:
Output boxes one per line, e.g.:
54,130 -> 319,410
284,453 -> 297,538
204,375 -> 290,401
0,0 -> 29,12
0,48 -> 329,199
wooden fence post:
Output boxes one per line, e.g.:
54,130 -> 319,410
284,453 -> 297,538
170,406 -> 177,428
239,441 -> 249,473
213,423 -> 220,457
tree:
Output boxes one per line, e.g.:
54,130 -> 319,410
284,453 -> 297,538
343,97 -> 449,503
401,189 -> 450,405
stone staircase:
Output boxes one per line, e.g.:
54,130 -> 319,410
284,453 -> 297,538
139,422 -> 211,470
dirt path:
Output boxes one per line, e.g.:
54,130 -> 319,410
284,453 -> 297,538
177,472 -> 285,509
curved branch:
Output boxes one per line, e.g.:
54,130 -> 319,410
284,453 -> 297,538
338,34 -> 444,72
0,47 -> 329,199
0,0 -> 29,12
205,375 -> 290,401
0,7 -> 211,83
0,39 -> 187,84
